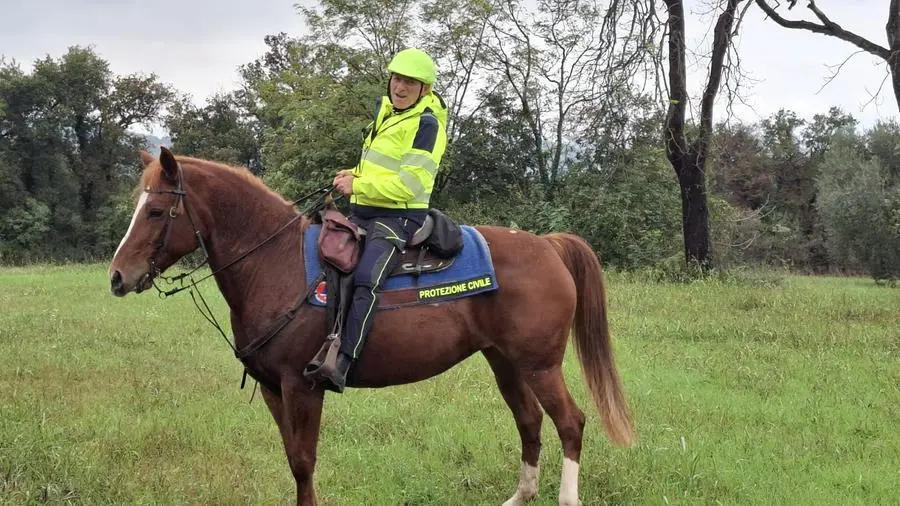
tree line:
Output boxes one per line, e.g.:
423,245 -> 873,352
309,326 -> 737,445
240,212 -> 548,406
1,0 -> 897,283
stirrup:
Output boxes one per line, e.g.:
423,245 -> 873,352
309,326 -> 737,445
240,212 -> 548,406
303,333 -> 342,379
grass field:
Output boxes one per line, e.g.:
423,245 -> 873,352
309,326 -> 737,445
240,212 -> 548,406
1,264 -> 898,505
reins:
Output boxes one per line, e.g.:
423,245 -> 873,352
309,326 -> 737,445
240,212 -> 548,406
152,183 -> 333,298
144,173 -> 334,394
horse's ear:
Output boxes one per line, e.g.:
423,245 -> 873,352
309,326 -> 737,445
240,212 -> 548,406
159,146 -> 179,181
139,150 -> 155,167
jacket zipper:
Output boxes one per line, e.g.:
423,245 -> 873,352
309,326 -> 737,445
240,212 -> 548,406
359,111 -> 420,173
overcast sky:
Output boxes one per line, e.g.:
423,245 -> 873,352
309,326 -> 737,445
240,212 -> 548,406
0,0 -> 896,128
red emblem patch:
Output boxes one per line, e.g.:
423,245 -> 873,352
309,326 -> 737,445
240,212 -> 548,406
314,281 -> 328,304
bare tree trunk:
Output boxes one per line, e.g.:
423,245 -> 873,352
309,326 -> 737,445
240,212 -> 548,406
676,150 -> 712,267
888,0 -> 900,109
663,0 -> 742,268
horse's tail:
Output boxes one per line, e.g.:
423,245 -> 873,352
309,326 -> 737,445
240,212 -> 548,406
544,233 -> 635,447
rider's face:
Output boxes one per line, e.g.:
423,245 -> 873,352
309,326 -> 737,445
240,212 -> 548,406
390,73 -> 428,110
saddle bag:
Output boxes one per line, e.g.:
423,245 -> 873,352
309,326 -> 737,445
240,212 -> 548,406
424,208 -> 463,258
318,208 -> 361,273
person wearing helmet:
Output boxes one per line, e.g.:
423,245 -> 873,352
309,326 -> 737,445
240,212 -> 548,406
318,48 -> 449,393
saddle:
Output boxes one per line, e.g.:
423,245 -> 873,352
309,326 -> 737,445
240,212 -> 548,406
319,208 -> 462,277
378,213 -> 456,277
306,208 -> 464,390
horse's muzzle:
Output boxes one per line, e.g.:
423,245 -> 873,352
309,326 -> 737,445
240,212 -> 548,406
110,270 -> 127,296
110,270 -> 152,296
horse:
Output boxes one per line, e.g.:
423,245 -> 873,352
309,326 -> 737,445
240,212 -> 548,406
108,147 -> 635,506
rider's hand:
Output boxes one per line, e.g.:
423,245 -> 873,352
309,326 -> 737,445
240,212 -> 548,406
333,173 -> 355,196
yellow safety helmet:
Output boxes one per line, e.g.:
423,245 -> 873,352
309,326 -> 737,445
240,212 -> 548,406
387,48 -> 436,85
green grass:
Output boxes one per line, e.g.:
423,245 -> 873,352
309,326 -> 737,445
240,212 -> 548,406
1,264 -> 898,505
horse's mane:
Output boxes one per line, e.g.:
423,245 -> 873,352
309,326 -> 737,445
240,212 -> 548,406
138,155 -> 292,207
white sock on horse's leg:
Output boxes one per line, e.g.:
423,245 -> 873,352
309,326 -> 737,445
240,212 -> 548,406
502,461 -> 539,506
558,457 -> 580,506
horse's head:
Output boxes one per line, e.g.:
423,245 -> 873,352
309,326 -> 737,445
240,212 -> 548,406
108,147 -> 203,296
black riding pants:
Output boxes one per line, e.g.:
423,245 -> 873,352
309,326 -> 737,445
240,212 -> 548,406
340,213 -> 423,359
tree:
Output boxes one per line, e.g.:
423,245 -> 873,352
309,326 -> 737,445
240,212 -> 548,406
563,143 -> 683,267
799,107 -> 857,270
752,107 -> 858,271
755,0 -> 900,113
755,108 -> 825,268
0,47 -> 173,261
165,93 -> 262,173
0,197 -> 51,260
662,0 -> 747,268
709,121 -> 773,210
482,0 -> 659,197
298,0 -> 412,72
440,89 -> 537,205
419,0 -> 495,144
293,0 -> 660,201
817,125 -> 900,283
294,0 -> 497,198
802,107 -> 857,160
239,37 -> 383,198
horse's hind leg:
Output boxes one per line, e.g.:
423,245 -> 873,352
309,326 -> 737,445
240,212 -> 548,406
521,364 -> 586,506
483,348 -> 544,506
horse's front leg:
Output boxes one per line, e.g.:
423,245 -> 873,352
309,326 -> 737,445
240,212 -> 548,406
262,378 -> 325,506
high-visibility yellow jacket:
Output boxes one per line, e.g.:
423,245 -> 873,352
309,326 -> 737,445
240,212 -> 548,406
350,92 -> 448,209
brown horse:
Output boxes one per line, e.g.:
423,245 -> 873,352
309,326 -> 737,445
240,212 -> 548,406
108,147 -> 634,506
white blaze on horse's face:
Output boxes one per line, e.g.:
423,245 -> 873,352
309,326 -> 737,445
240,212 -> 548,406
112,191 -> 149,262
109,190 -> 159,296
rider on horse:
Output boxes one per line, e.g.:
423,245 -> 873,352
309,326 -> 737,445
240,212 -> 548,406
318,48 -> 449,393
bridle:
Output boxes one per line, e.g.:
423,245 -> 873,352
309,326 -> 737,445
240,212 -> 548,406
143,163 -> 210,293
142,162 -> 330,298
138,162 -> 333,392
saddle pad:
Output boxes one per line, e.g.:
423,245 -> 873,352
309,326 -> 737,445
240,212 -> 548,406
303,224 -> 499,308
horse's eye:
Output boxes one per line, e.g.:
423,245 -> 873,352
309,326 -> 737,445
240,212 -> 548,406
148,208 -> 165,219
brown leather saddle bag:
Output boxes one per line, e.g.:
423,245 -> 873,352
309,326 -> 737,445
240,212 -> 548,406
317,208 -> 361,273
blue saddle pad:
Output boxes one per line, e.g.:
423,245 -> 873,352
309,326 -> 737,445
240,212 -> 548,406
303,224 -> 498,307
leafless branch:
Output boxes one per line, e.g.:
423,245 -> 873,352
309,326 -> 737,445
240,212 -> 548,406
862,72 -> 891,109
755,0 -> 900,111
816,50 -> 868,95
734,0 -> 754,34
754,0 -> 891,60
728,232 -> 760,250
